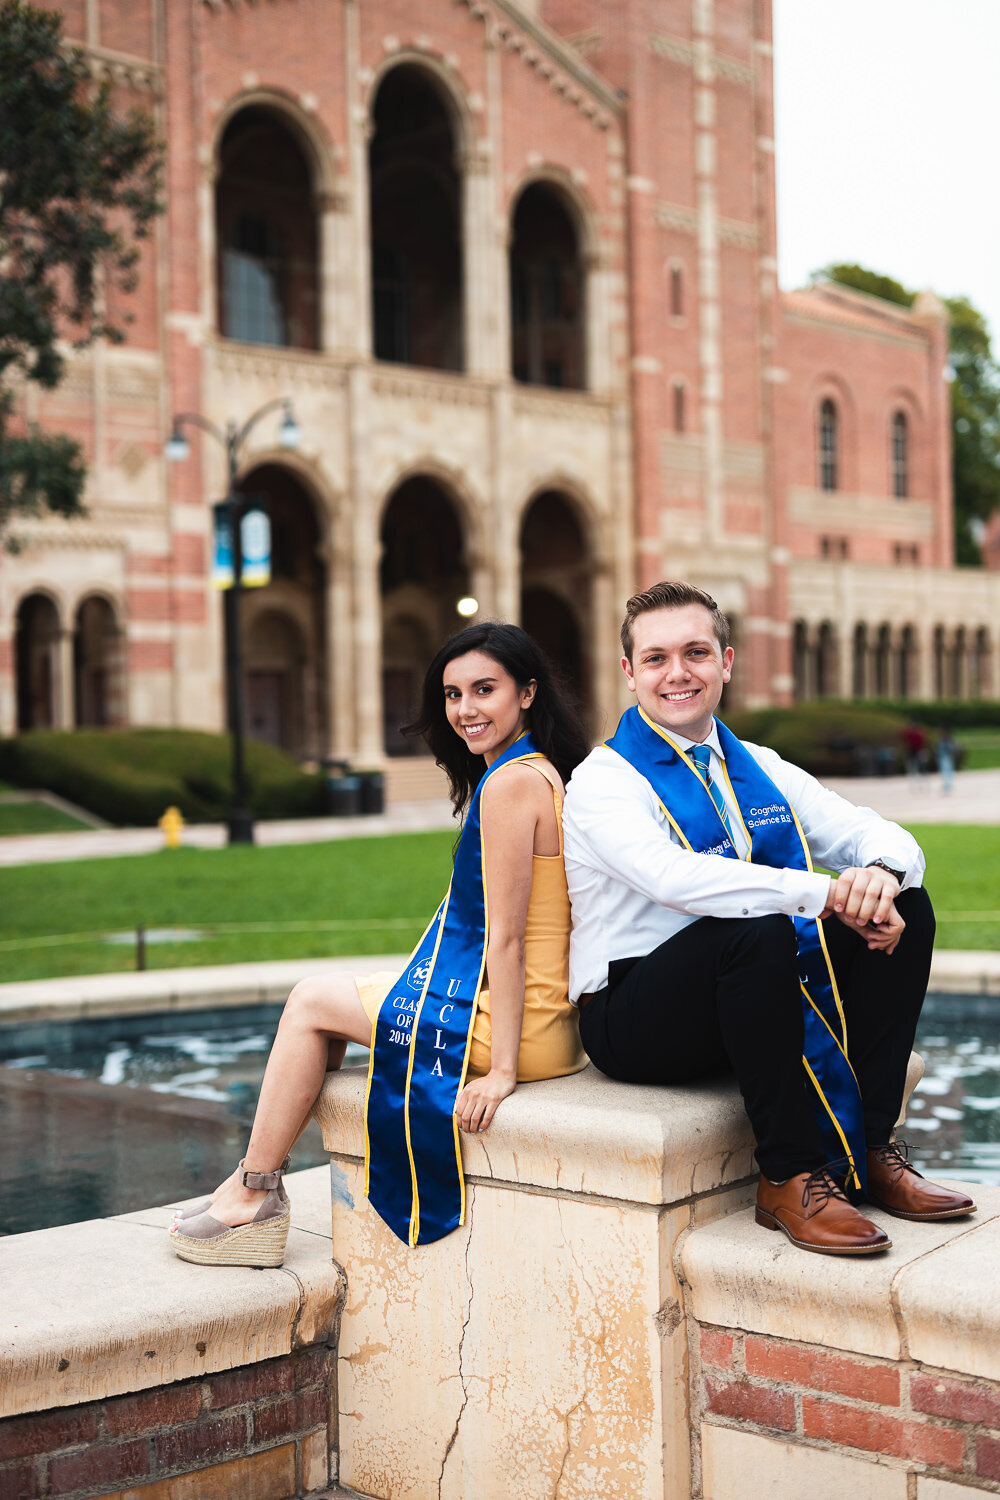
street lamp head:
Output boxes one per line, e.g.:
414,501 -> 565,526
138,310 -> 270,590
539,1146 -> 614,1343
165,423 -> 190,463
278,402 -> 301,451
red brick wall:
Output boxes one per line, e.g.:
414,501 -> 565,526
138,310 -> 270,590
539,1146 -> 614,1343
698,1323 -> 1000,1490
0,1346 -> 334,1500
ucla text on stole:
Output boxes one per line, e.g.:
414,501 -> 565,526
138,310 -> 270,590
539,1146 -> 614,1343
385,958 -> 463,1077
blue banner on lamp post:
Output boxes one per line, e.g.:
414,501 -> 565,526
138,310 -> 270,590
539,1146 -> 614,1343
211,502 -> 235,590
240,506 -> 271,588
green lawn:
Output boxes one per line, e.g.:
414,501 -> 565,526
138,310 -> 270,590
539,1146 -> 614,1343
0,823 -> 995,984
956,728 -> 1000,771
0,799 -> 93,836
0,832 -> 453,981
905,825 -> 1000,952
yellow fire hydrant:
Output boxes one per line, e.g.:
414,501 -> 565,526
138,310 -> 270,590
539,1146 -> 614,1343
158,805 -> 185,849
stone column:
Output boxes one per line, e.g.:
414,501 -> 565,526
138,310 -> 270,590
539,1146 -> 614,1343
693,2 -> 725,548
346,365 -> 381,763
490,387 -> 519,623
591,558 -> 619,739
462,146 -> 503,379
56,630 -> 75,729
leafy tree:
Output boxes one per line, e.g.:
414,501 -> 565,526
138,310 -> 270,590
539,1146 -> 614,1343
821,263 -> 1000,565
0,0 -> 162,544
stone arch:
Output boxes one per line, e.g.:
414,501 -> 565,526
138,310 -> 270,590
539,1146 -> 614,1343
380,473 -> 471,755
73,594 -> 125,727
369,61 -> 465,372
518,488 -> 595,725
14,592 -> 62,730
215,102 -> 320,349
214,89 -> 336,196
508,176 -> 588,391
235,463 -> 328,759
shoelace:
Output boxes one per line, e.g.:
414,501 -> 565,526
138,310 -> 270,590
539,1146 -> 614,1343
869,1140 -> 915,1182
801,1156 -> 855,1211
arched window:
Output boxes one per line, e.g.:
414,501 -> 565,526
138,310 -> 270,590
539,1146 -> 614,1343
369,67 -> 463,372
671,380 -> 686,434
15,594 -> 61,730
817,399 -> 839,491
509,182 -> 585,391
891,411 -> 909,498
669,264 -> 684,318
216,108 -> 319,349
73,596 -> 124,727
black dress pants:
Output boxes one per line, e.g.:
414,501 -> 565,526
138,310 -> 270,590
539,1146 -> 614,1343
578,887 -> 935,1181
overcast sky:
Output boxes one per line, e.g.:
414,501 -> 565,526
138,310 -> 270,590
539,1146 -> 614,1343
772,1 -> 1000,342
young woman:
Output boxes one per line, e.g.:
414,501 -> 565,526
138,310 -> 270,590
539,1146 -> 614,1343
170,622 -> 590,1266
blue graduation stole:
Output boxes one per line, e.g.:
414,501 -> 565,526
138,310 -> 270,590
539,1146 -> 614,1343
607,706 -> 866,1191
364,732 -> 544,1246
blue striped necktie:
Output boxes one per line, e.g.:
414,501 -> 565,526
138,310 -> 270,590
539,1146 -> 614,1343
690,744 -> 735,845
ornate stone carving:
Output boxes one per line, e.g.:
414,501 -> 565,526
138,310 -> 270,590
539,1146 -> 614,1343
713,53 -> 755,86
655,202 -> 698,236
649,34 -> 695,67
718,218 -> 758,251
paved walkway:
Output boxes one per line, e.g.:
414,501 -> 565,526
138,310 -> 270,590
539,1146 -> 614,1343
0,797 -> 456,867
0,768 -> 996,868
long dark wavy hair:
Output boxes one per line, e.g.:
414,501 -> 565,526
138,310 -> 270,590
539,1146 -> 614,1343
404,622 -> 591,818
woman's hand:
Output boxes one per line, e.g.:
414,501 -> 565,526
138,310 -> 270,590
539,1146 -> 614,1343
454,1069 -> 517,1133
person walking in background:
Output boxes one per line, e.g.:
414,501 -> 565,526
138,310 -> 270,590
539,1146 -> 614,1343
936,724 -> 959,794
169,623 -> 589,1265
903,718 -> 929,788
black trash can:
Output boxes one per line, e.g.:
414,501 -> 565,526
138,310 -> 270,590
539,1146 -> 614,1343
326,773 -> 362,817
359,771 -> 385,816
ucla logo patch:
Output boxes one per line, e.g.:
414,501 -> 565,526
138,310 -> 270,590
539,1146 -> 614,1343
407,958 -> 432,993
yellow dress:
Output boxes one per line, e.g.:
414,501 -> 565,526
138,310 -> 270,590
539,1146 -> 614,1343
356,759 -> 586,1081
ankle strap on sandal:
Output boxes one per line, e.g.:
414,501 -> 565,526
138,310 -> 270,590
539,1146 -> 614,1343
239,1157 -> 285,1191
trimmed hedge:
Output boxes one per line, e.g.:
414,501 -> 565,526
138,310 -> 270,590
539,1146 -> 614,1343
848,698 -> 1000,729
0,729 -> 324,826
721,702 -> 908,777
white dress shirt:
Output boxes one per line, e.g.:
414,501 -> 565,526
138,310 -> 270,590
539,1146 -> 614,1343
561,723 -> 925,1001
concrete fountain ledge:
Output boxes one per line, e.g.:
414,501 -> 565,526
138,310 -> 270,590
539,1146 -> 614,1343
0,1169 -> 344,1498
315,1063 -> 1000,1500
0,946 -> 995,1028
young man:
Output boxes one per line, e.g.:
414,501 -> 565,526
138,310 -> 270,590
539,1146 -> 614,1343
562,581 -> 974,1255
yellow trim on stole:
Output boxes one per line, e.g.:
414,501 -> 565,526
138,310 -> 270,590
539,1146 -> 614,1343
363,901 -> 444,1199
631,707 -> 861,1189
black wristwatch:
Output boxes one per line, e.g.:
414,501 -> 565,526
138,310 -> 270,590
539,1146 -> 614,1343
867,859 -> 904,885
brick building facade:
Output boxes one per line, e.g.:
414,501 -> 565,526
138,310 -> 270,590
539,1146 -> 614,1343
3,0 -> 997,774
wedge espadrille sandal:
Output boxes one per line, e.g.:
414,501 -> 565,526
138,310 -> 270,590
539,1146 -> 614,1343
169,1155 -> 291,1228
169,1160 -> 290,1268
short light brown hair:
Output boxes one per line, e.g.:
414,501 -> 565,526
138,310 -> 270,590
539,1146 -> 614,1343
620,580 -> 731,661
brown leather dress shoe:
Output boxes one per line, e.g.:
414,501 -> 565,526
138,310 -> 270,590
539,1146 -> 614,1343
756,1165 -> 892,1255
866,1142 -> 976,1221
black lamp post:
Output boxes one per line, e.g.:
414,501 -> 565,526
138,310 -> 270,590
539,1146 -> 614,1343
165,398 -> 301,845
